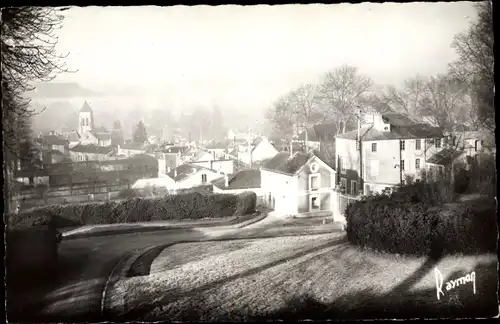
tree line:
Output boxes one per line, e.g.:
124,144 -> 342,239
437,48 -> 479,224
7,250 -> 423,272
266,2 -> 493,147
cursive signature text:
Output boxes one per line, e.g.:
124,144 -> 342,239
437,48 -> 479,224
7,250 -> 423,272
435,267 -> 476,300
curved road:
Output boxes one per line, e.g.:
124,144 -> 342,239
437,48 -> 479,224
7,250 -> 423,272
9,218 -> 341,322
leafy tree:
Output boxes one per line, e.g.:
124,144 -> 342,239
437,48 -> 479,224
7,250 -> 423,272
133,121 -> 148,144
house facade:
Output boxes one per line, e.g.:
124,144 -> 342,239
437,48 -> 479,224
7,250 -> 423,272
335,112 -> 444,196
212,169 -> 266,204
117,143 -> 146,157
166,164 -> 223,190
69,144 -> 116,162
260,152 -> 337,217
238,136 -> 279,166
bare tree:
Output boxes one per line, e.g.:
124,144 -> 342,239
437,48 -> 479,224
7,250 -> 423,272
2,7 -> 72,213
265,96 -> 296,151
287,83 -> 323,128
418,74 -> 471,131
375,76 -> 427,119
318,65 -> 372,134
449,1 -> 494,133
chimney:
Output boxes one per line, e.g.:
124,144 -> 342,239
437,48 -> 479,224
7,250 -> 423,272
224,174 -> 229,187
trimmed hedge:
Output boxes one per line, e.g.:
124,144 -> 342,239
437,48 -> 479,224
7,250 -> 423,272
346,183 -> 497,256
9,191 -> 257,229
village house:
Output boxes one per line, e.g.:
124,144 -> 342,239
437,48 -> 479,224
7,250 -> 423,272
162,164 -> 223,190
204,140 -> 230,159
296,123 -> 339,151
260,151 -> 337,217
117,142 -> 146,157
191,159 -> 234,175
335,112 -> 444,196
238,136 -> 279,166
34,133 -> 70,165
66,131 -> 81,148
212,169 -> 265,204
69,144 -> 116,162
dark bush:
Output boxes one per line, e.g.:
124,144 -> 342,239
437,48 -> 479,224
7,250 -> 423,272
15,191 -> 257,228
454,168 -> 470,194
117,188 -> 140,199
346,182 -> 496,256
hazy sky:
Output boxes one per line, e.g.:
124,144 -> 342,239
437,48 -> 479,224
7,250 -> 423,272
54,3 -> 477,112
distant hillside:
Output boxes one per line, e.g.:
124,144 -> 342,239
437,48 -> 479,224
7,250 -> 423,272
29,82 -> 105,99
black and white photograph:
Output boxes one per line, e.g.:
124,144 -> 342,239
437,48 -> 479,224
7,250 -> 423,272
3,2 -> 497,322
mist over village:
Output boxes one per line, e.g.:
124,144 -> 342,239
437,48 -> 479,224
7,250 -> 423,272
3,3 -> 497,322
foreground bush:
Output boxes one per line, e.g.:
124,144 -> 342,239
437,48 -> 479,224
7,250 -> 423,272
346,183 -> 497,256
10,191 -> 257,228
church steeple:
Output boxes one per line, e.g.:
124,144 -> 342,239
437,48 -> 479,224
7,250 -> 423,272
78,101 -> 94,135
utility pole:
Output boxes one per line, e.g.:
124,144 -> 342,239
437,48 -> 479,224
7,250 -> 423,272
357,107 -> 363,195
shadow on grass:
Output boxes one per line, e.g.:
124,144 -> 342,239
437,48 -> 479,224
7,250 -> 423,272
127,240 -> 252,277
249,261 -> 498,320
119,236 -> 349,320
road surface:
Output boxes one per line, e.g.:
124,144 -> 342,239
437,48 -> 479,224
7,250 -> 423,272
8,221 -> 342,322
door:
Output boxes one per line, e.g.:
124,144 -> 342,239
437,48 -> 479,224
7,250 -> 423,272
309,194 -> 320,212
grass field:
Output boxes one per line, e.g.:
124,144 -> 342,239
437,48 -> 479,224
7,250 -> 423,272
108,233 -> 498,321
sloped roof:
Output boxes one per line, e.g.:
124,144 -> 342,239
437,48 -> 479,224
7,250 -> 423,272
92,131 -> 111,141
167,164 -> 217,182
206,140 -> 230,150
336,124 -> 443,141
262,152 -> 312,175
120,142 -> 145,150
162,146 -> 188,154
43,134 -> 68,145
426,148 -> 465,166
70,144 -> 114,154
80,101 -> 93,112
298,123 -> 338,142
67,132 -> 80,142
381,113 -> 416,127
213,169 -> 261,190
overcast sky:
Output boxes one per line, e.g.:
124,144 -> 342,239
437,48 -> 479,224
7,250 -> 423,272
54,3 -> 477,112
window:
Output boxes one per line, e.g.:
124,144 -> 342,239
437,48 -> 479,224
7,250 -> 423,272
400,141 -> 405,151
452,137 -> 456,147
370,160 -> 379,177
351,180 -> 358,196
371,143 -> 377,152
201,174 -> 207,183
415,158 -> 421,170
435,138 -> 441,148
311,196 -> 320,210
341,178 -> 347,191
475,140 -> 480,152
310,174 -> 320,191
339,156 -> 346,174
415,139 -> 421,150
400,159 -> 405,171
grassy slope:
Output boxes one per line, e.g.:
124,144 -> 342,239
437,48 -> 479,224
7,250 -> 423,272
108,233 -> 498,321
